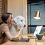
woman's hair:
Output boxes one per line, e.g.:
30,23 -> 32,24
0,13 -> 12,44
1,13 -> 12,23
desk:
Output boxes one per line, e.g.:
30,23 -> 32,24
1,34 -> 45,45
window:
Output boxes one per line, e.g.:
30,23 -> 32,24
27,1 -> 45,33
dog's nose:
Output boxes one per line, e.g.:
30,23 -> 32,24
24,25 -> 26,27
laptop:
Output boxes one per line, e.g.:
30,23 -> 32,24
34,26 -> 43,37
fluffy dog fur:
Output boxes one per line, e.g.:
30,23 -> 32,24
10,16 -> 26,37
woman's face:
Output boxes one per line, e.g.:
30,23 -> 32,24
7,15 -> 14,25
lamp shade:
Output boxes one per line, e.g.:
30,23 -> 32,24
34,10 -> 40,19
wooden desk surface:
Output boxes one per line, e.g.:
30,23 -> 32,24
2,41 -> 30,45
1,34 -> 45,45
22,34 -> 33,36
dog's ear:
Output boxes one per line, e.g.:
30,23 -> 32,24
14,17 -> 18,24
14,20 -> 16,24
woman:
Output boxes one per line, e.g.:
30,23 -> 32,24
0,13 -> 18,44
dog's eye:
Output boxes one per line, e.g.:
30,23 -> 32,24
21,20 -> 23,22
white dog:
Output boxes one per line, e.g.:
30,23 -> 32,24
10,16 -> 26,38
14,16 -> 26,30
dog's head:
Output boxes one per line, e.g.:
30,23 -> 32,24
14,16 -> 26,29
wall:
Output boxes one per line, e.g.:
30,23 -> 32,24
31,3 -> 45,25
27,3 -> 45,33
27,3 -> 45,25
7,0 -> 27,34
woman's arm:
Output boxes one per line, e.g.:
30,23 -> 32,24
5,31 -> 16,40
2,24 -> 16,41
